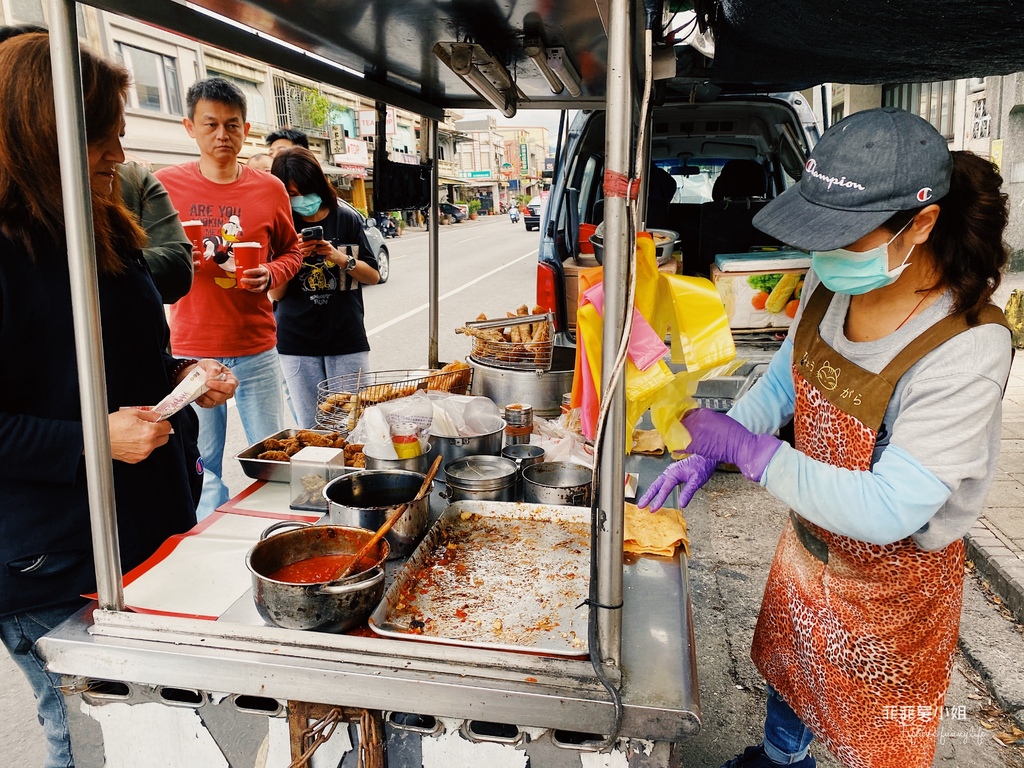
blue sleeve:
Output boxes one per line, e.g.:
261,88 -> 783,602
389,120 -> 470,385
761,441 -> 951,545
727,338 -> 796,435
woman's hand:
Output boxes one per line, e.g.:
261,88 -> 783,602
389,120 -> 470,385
109,409 -> 172,464
192,359 -> 238,408
638,454 -> 717,512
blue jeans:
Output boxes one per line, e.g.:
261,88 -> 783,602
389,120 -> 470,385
0,601 -> 84,768
195,348 -> 285,520
763,684 -> 814,764
280,351 -> 370,429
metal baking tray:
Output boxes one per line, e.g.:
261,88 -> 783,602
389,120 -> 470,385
235,428 -> 340,482
369,500 -> 591,656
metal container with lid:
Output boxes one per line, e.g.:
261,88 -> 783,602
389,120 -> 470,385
503,403 -> 533,446
441,455 -> 517,503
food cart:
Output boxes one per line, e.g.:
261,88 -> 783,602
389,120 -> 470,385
35,0 -> 1024,765
37,0 -> 699,764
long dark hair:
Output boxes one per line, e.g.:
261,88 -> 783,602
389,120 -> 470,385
0,33 -> 145,273
883,151 -> 1009,324
270,147 -> 338,212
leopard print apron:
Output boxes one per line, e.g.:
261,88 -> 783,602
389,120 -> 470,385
750,286 -> 1008,768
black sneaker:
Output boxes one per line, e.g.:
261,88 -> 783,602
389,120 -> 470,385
720,744 -> 817,768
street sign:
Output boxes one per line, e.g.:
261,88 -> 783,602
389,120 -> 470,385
459,170 -> 492,179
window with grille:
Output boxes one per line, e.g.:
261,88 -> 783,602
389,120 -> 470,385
115,43 -> 182,116
882,81 -> 954,139
972,98 -> 991,140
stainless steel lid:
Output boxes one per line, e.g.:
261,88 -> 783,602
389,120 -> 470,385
444,455 -> 517,490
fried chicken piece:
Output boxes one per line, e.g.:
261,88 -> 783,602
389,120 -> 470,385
507,313 -> 523,344
261,438 -> 287,451
457,326 -> 505,343
257,450 -> 291,462
296,430 -> 334,447
280,438 -> 302,456
343,443 -> 364,459
516,304 -> 530,316
331,433 -> 347,449
349,453 -> 366,468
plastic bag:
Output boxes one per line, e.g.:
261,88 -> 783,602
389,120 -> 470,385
427,394 -> 502,437
649,371 -> 700,455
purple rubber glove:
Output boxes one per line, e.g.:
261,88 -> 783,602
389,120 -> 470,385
683,408 -> 782,482
638,454 -> 717,512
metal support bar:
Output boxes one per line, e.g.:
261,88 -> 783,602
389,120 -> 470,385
596,0 -> 633,668
48,0 -> 124,610
427,118 -> 440,368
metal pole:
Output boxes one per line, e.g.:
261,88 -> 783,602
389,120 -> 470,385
48,0 -> 124,610
427,118 -> 440,368
597,0 -> 632,668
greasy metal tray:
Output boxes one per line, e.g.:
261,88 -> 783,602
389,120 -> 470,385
235,428 -> 339,483
369,500 -> 590,656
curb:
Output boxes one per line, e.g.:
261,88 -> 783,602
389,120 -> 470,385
957,569 -> 1024,732
965,520 -> 1024,626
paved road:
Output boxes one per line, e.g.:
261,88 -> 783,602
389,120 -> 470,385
2,214 -> 1022,766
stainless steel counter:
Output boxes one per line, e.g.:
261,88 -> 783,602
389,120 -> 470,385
38,458 -> 700,743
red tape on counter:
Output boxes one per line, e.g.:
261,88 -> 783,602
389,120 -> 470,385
603,170 -> 640,200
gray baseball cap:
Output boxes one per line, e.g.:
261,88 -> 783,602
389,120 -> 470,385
753,107 -> 952,251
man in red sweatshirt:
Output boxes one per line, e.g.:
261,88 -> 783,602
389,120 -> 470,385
156,78 -> 301,519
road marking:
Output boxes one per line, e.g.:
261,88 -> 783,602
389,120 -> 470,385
366,249 -> 538,338
454,234 -> 485,244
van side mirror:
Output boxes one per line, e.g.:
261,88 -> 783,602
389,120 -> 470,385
366,218 -> 376,228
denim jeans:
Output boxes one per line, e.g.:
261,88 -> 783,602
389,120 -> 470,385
763,684 -> 815,764
0,600 -> 84,768
280,351 -> 370,429
195,348 -> 285,520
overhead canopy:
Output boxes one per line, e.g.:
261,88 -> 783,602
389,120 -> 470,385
87,0 -> 1024,117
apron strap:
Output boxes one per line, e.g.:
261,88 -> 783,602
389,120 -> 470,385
878,303 -> 1009,387
792,284 -> 835,357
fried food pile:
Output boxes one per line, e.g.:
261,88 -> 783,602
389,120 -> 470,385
456,304 -> 552,367
257,429 -> 366,468
316,361 -> 472,432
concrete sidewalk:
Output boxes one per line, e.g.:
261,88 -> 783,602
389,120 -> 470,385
961,272 -> 1024,733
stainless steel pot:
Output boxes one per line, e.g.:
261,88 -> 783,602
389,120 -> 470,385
441,455 -> 517,503
246,521 -> 388,633
468,347 -> 575,418
363,442 -> 436,474
500,444 -> 545,501
323,470 -> 429,558
522,461 -> 593,506
428,421 -> 504,479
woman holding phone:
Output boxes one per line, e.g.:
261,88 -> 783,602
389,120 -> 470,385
270,147 -> 379,428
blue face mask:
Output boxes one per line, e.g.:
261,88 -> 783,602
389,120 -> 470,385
810,221 -> 915,295
290,193 -> 322,217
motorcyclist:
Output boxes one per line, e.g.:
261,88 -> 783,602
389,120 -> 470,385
509,203 -> 520,223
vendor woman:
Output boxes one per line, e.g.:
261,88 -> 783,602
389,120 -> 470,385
641,108 -> 1011,768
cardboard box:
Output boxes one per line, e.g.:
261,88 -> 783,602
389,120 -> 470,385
712,266 -> 807,329
563,256 -> 600,332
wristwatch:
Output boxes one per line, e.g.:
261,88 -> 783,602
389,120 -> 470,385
343,252 -> 357,272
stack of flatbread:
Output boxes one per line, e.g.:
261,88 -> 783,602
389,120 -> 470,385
623,502 -> 689,557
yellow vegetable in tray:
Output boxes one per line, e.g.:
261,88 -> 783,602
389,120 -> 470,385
765,272 -> 801,313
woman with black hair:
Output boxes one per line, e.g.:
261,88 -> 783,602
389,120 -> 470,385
641,108 -> 1012,768
270,147 -> 379,428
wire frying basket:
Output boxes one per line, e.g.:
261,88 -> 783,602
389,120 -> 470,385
457,312 -> 554,371
315,366 -> 473,433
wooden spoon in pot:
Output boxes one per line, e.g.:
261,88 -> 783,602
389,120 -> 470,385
330,453 -> 443,581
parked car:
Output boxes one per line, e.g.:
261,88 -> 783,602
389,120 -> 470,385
536,93 -> 819,340
342,200 -> 389,283
422,202 -> 467,225
523,197 -> 544,231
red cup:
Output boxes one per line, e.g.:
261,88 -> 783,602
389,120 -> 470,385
181,219 -> 204,249
232,242 -> 264,287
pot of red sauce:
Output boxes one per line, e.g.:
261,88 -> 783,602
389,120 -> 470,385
245,520 -> 388,632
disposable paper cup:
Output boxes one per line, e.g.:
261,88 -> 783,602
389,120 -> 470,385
181,219 -> 204,249
232,242 -> 263,287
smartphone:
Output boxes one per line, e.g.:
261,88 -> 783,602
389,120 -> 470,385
300,225 -> 324,241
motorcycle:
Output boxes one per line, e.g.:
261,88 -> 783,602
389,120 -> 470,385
379,216 -> 399,238
509,207 -> 520,224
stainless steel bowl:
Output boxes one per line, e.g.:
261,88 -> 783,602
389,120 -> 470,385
428,420 -> 505,479
590,228 -> 679,266
323,470 -> 429,558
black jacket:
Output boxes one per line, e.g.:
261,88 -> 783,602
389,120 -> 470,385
0,236 -> 198,617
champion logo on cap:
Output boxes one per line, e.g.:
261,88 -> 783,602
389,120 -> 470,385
917,187 -> 933,202
805,159 -> 866,192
